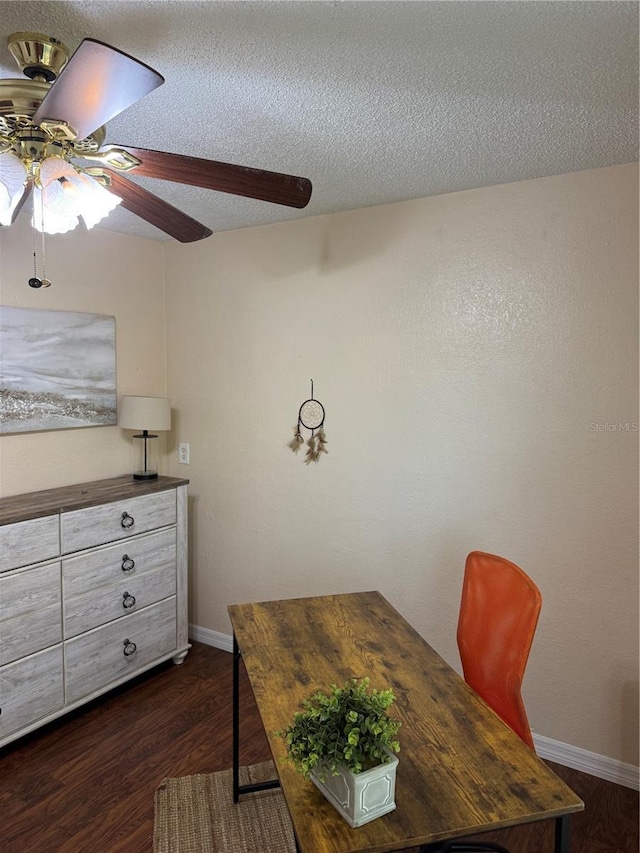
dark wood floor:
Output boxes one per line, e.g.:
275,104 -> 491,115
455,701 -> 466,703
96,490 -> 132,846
1,642 -> 637,853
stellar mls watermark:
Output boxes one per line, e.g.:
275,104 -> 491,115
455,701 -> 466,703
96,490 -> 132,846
589,421 -> 638,432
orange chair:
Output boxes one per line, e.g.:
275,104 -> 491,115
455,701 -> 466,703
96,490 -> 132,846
420,552 -> 542,853
457,550 -> 542,750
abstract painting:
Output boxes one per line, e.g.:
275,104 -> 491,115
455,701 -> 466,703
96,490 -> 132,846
0,306 -> 116,434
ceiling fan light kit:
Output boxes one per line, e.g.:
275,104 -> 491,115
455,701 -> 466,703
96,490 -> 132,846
0,31 -> 312,246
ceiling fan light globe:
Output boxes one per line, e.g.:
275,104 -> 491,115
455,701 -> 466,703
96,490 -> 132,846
38,155 -> 72,181
79,175 -> 121,229
32,186 -> 79,234
43,175 -> 83,216
0,152 -> 28,225
35,156 -> 121,231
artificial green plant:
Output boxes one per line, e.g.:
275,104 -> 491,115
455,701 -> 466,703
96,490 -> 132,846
275,677 -> 401,780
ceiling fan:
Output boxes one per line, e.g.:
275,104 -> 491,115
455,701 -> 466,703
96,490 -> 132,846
0,32 -> 313,242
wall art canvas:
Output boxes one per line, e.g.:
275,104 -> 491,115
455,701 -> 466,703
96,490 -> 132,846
0,306 -> 116,434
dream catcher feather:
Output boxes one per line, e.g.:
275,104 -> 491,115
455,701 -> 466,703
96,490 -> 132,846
288,380 -> 328,464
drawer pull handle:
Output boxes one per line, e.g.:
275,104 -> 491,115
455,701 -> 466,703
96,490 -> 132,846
121,555 -> 135,572
121,512 -> 135,529
123,639 -> 137,657
122,592 -> 136,609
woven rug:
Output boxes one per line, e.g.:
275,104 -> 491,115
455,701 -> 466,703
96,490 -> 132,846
153,760 -> 297,853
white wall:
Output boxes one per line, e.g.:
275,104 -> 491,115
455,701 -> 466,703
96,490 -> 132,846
0,164 -> 636,768
0,217 -> 167,495
164,163 -> 639,766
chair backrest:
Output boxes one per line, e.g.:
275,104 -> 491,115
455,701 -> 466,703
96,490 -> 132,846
457,550 -> 542,750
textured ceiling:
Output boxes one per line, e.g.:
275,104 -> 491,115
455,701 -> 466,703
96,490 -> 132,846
1,0 -> 638,242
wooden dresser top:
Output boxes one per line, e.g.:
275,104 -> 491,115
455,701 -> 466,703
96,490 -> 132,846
0,475 -> 190,526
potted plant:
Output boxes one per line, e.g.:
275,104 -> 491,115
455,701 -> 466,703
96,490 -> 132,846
275,677 -> 401,827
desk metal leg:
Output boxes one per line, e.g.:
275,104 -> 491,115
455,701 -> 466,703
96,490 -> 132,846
232,632 -> 281,802
233,633 -> 240,803
554,816 -> 571,853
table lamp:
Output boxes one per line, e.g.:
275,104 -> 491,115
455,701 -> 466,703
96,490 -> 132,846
119,395 -> 171,480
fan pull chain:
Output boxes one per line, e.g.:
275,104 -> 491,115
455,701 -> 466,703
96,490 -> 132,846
32,212 -> 37,278
28,192 -> 51,289
40,194 -> 47,284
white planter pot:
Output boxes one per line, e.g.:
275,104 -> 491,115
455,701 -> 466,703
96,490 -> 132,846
310,749 -> 398,828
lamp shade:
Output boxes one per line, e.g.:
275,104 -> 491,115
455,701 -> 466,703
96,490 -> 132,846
119,396 -> 171,431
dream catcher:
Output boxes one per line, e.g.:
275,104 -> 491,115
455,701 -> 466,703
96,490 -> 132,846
288,380 -> 328,464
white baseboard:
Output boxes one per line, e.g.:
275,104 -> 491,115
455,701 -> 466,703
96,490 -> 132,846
189,623 -> 639,791
189,623 -> 233,653
533,732 -> 639,791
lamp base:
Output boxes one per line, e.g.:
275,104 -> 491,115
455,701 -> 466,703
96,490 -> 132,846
133,470 -> 158,481
130,430 -> 160,481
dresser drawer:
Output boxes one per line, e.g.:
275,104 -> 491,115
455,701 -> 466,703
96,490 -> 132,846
0,563 -> 62,666
64,597 -> 177,703
0,515 -> 59,573
62,527 -> 176,596
61,490 -> 176,554
64,563 -> 176,638
0,645 -> 64,740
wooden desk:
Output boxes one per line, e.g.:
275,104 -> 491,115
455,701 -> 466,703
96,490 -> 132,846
228,591 -> 583,853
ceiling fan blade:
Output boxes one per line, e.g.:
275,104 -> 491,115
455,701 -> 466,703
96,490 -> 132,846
106,145 -> 312,209
103,170 -> 212,242
33,39 -> 164,141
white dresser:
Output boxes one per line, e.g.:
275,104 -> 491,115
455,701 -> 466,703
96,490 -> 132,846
0,475 -> 189,748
